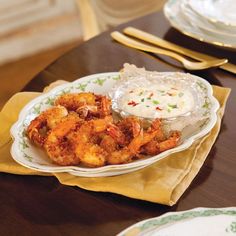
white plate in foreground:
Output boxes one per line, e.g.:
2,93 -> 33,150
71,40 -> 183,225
118,207 -> 236,236
10,72 -> 219,177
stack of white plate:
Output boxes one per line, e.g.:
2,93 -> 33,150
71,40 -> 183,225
164,0 -> 236,50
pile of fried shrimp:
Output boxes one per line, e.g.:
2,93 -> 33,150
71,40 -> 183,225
27,92 -> 181,167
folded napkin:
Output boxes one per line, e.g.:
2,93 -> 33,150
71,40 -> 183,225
0,82 -> 230,206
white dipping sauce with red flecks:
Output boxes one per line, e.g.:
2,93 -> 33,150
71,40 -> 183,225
119,85 -> 194,119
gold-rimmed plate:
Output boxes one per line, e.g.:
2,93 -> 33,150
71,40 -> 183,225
164,0 -> 236,50
188,0 -> 236,28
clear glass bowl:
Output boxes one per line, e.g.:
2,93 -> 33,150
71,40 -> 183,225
109,64 -> 214,132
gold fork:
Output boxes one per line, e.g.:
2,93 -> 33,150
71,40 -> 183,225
111,31 -> 228,70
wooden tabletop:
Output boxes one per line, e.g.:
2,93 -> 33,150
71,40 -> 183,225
1,11 -> 236,236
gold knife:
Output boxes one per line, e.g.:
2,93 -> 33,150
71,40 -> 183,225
123,27 -> 236,74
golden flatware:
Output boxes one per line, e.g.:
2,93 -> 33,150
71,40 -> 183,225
111,31 -> 227,71
123,27 -> 236,74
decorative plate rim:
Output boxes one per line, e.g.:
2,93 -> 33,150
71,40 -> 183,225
188,0 -> 236,27
164,0 -> 236,49
117,207 -> 236,236
180,1 -> 236,38
10,72 -> 219,175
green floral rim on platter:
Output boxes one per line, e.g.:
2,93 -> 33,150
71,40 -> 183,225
118,207 -> 236,236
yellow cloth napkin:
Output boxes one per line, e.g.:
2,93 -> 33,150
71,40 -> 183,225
0,85 -> 230,206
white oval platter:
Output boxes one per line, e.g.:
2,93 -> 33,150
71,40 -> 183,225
10,72 -> 219,177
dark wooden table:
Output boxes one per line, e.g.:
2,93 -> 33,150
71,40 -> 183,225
1,11 -> 236,236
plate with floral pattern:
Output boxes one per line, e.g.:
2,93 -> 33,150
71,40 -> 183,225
118,207 -> 236,236
10,72 -> 219,177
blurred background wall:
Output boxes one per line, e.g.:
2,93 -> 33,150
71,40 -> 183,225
78,0 -> 166,40
0,0 -> 166,108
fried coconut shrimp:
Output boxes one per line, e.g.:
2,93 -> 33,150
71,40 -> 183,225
106,116 -> 142,146
44,114 -> 83,165
54,93 -> 111,119
141,130 -> 181,155
27,92 -> 181,167
27,105 -> 68,146
72,116 -> 113,167
105,119 -> 164,165
54,93 -> 95,111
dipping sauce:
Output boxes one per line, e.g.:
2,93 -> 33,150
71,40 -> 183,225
119,84 -> 194,119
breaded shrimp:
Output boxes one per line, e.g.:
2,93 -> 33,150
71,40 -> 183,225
106,116 -> 141,146
55,93 -> 112,119
98,95 -> 112,117
73,116 -> 112,167
44,114 -> 82,165
99,134 -> 118,153
27,105 -> 68,146
106,119 -> 164,164
54,93 -> 96,111
142,130 -> 181,155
